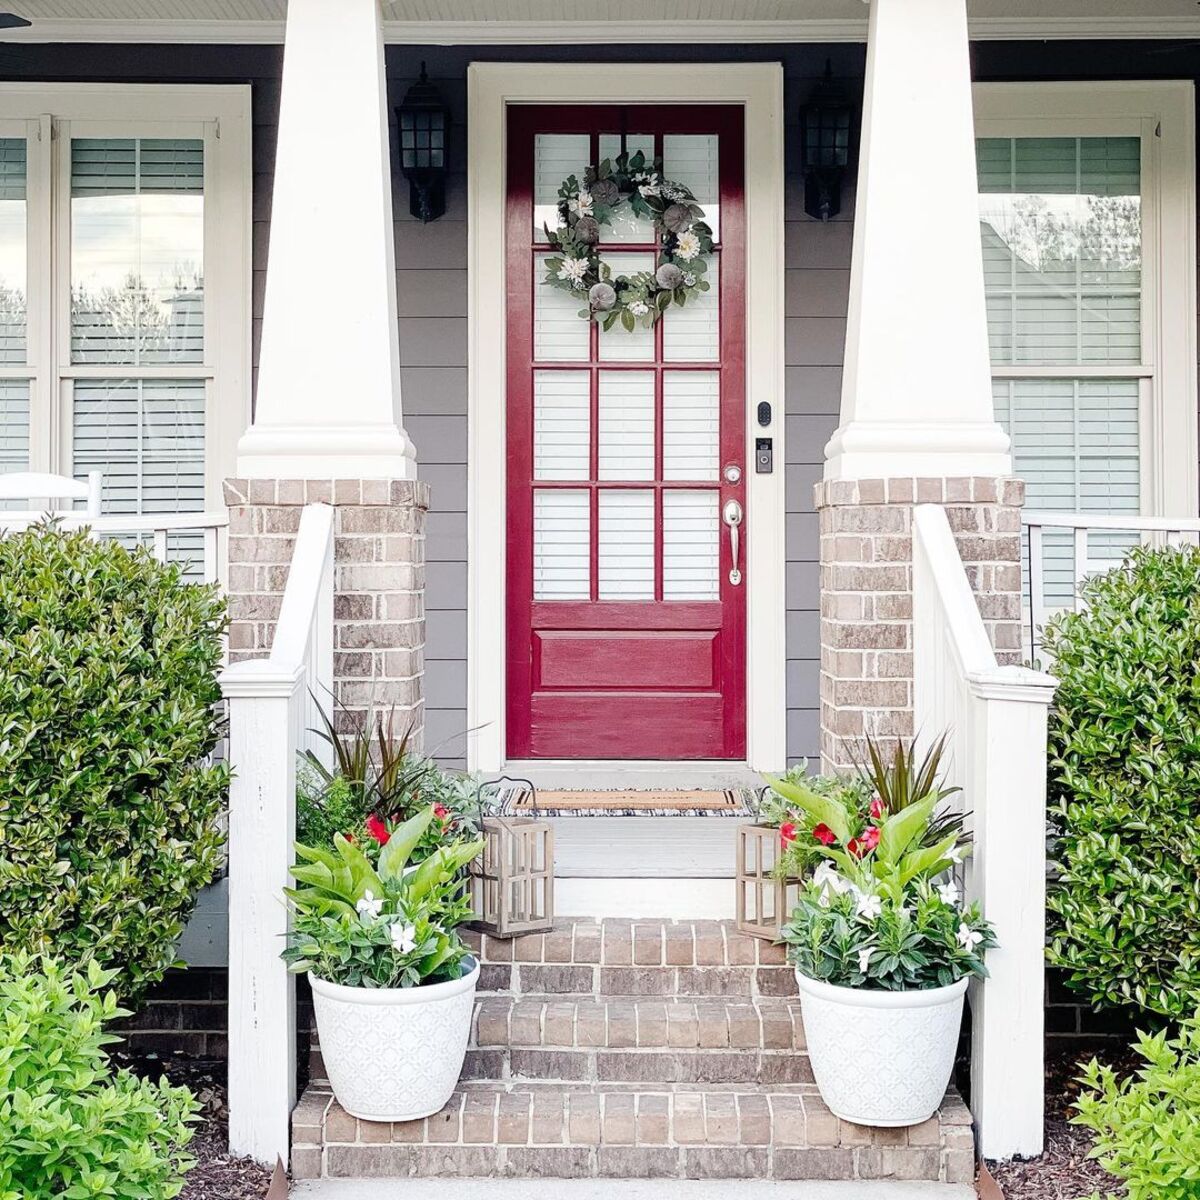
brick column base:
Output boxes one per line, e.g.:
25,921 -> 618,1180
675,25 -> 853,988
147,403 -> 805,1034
224,478 -> 429,745
816,476 -> 1024,771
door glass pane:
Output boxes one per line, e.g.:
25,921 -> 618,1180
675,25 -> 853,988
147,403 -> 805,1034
534,488 -> 589,600
534,250 -> 590,362
0,139 -> 27,364
978,136 -> 1141,366
534,370 -> 590,480
663,254 -> 719,362
599,251 -> 655,362
663,371 -> 719,481
71,137 -> 205,364
597,133 -> 656,243
598,370 -> 654,481
534,133 -> 590,242
599,488 -> 654,599
994,376 -> 1139,606
663,490 -> 719,601
663,132 -> 720,241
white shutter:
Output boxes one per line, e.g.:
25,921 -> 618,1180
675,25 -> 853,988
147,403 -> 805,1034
534,489 -> 590,601
663,490 -> 719,601
663,371 -> 719,481
0,138 -> 26,365
598,370 -> 655,481
71,137 -> 205,365
598,489 -> 654,600
534,370 -> 590,480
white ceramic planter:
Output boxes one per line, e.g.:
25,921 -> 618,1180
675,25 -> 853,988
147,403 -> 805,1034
794,969 -> 968,1127
310,957 -> 479,1122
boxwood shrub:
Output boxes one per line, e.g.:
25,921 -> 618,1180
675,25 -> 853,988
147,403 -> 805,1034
0,524 -> 229,1002
1044,543 -> 1200,1017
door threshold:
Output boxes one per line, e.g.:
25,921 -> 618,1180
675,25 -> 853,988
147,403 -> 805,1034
501,760 -> 764,790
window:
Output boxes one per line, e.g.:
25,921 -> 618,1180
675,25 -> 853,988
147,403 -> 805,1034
974,83 -> 1197,604
0,86 -> 250,526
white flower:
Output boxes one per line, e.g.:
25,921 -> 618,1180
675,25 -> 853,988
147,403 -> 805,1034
355,890 -> 383,921
957,923 -> 984,952
557,257 -> 589,288
676,231 -> 702,260
856,946 -> 873,974
855,891 -> 883,920
569,191 -> 594,216
937,881 -> 960,906
817,889 -> 832,909
390,922 -> 418,954
948,846 -> 965,865
682,272 -> 697,287
813,861 -> 849,896
628,300 -> 650,316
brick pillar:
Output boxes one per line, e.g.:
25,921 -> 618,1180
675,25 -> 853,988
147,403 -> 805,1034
816,475 -> 1024,771
224,477 -> 429,744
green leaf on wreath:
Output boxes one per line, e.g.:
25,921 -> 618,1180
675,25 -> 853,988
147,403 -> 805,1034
621,309 -> 635,332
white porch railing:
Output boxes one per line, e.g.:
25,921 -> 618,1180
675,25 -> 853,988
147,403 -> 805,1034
912,504 -> 1057,1161
1023,512 -> 1200,662
219,502 -> 335,1165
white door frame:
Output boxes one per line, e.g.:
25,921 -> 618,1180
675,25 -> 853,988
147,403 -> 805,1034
466,61 -> 787,773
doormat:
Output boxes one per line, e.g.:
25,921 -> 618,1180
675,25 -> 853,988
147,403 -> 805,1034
501,786 -> 761,818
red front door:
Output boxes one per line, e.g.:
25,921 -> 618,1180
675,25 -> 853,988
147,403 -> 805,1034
505,105 -> 746,759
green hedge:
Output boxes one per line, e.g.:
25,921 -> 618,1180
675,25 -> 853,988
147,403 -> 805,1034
1044,543 -> 1200,1017
0,524 -> 229,1002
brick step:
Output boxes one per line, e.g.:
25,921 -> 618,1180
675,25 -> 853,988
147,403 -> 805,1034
311,996 -> 812,1089
290,1081 -> 975,1182
465,919 -> 794,998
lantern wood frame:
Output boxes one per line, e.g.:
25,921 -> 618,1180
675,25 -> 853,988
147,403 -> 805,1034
469,776 -> 555,938
735,823 -> 803,941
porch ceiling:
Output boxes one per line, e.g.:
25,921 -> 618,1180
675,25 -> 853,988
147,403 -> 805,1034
0,0 -> 1198,43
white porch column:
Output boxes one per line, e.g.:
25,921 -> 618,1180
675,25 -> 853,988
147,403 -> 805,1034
236,0 -> 415,478
824,0 -> 1011,479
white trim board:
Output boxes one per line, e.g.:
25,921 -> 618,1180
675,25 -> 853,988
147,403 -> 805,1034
6,16 -> 1200,44
466,62 -> 787,775
974,80 -> 1198,522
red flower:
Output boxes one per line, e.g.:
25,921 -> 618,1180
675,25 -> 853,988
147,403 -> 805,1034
847,837 -> 863,857
434,804 -> 450,823
848,827 -> 881,858
344,832 -> 356,844
365,814 -> 390,846
862,826 -> 881,852
870,796 -> 886,821
812,823 -> 836,846
780,823 -> 798,847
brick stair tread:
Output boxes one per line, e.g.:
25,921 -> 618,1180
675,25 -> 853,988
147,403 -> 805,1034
291,1082 -> 975,1183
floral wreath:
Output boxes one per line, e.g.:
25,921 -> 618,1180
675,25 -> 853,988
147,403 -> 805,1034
542,148 -> 715,332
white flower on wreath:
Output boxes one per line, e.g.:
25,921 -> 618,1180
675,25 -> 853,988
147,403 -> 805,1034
676,231 -> 702,260
855,891 -> 883,920
937,881 -> 960,907
569,191 -> 594,216
628,299 -> 650,316
558,257 -> 590,288
390,922 -> 418,954
682,272 -> 697,287
355,890 -> 383,921
633,170 -> 660,196
856,946 -> 873,974
957,923 -> 984,952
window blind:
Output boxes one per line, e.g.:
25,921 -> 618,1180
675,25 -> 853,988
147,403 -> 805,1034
71,138 -> 205,365
0,138 -> 26,365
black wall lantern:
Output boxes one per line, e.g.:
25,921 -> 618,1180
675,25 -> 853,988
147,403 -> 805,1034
396,63 -> 450,223
799,61 -> 854,222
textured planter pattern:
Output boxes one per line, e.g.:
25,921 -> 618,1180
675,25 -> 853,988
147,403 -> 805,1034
310,959 -> 479,1122
794,970 -> 968,1128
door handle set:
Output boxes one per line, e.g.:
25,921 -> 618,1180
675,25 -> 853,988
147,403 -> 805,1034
723,498 -> 743,586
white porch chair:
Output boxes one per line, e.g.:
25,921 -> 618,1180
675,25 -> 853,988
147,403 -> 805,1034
0,470 -> 102,521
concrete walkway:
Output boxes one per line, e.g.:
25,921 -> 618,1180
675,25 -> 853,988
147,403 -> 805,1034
294,1180 -> 976,1199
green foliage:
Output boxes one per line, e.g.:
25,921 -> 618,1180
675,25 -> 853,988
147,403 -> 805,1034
777,784 -> 994,990
851,733 -> 964,845
283,806 -> 484,989
0,523 -> 229,1003
296,697 -> 479,855
0,952 -> 198,1200
1043,544 -> 1200,1017
1073,1007 -> 1200,1199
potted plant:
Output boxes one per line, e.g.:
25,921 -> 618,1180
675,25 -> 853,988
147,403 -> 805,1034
282,805 -> 484,1122
769,775 -> 995,1128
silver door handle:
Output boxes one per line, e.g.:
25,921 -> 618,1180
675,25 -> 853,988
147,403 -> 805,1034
723,498 -> 743,586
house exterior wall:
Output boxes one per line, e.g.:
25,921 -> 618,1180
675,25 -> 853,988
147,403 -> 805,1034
8,41 -> 1197,770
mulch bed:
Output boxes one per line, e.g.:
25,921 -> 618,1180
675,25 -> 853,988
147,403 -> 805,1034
118,1053 -> 274,1200
985,1041 -> 1136,1198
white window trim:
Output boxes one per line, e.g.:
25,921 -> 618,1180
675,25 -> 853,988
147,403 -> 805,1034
974,80 -> 1198,520
466,62 -> 786,773
0,83 -> 252,510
